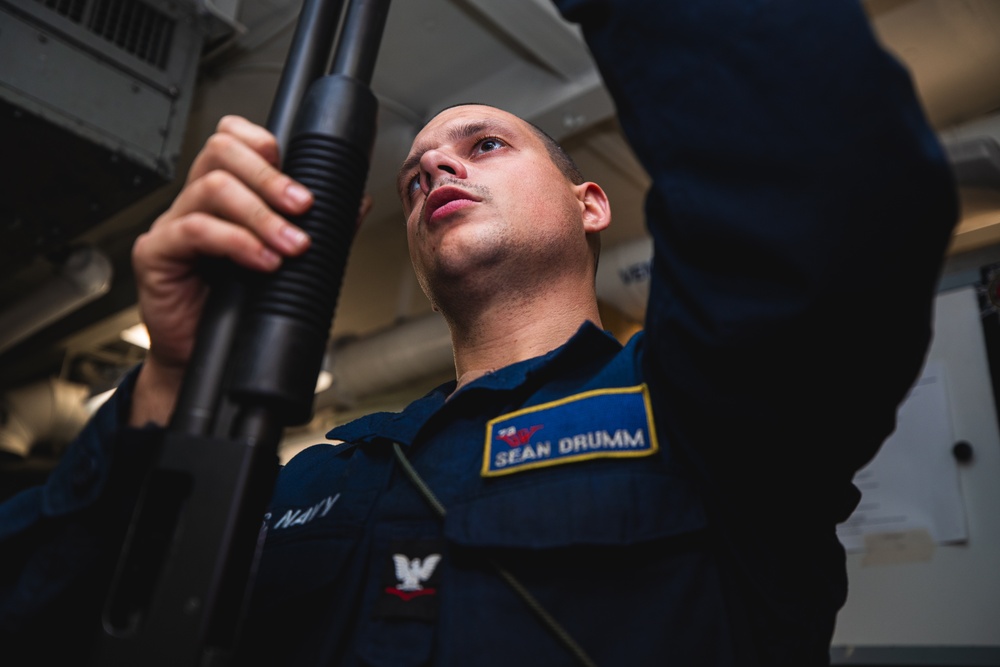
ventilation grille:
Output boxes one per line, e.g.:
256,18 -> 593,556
34,0 -> 177,70
35,0 -> 86,22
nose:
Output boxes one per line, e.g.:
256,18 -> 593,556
418,148 -> 467,194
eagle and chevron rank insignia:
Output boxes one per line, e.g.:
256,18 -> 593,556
375,539 -> 444,621
389,554 -> 441,600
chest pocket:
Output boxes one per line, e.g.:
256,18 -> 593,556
433,470 -> 734,667
238,443 -> 389,665
446,470 -> 705,548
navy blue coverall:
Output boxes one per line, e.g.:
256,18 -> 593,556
0,0 -> 958,664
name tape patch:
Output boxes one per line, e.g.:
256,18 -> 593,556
482,384 -> 658,477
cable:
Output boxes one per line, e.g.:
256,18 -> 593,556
391,442 -> 599,667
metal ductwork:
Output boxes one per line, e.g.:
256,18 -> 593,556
0,377 -> 90,458
316,313 -> 454,409
0,0 -> 238,280
0,246 -> 113,354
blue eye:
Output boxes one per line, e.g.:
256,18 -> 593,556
407,174 -> 421,198
476,137 -> 506,153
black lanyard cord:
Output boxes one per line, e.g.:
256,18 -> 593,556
391,442 -> 599,667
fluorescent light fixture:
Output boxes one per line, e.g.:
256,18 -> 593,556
120,323 -> 151,349
315,370 -> 333,394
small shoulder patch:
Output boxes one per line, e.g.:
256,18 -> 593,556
482,384 -> 658,477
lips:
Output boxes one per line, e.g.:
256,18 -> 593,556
423,186 -> 480,225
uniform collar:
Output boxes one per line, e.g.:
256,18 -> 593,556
325,321 -> 623,447
452,320 -> 622,394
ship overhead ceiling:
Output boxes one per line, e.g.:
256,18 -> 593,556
2,0 -> 1000,395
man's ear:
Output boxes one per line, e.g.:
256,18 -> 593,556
576,182 -> 611,234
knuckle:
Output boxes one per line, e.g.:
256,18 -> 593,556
205,131 -> 235,156
255,163 -> 284,192
259,133 -> 279,159
216,114 -> 240,133
173,213 -> 211,242
249,202 -> 277,230
131,231 -> 152,265
199,168 -> 235,195
186,152 -> 210,184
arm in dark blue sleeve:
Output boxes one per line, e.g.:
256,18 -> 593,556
554,0 -> 958,509
0,368 -> 162,661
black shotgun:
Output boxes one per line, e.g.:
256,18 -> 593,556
98,0 -> 391,663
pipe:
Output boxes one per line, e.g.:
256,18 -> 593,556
318,312 -> 453,408
0,378 -> 90,458
0,246 -> 113,354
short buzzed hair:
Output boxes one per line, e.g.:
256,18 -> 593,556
523,120 -> 585,186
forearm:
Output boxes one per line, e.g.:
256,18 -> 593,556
560,0 -> 956,281
556,0 -> 958,493
129,359 -> 184,428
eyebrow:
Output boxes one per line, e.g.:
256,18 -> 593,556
396,119 -> 512,199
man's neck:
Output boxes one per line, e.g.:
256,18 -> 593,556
443,274 -> 603,386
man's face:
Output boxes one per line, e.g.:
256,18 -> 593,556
397,105 -> 589,304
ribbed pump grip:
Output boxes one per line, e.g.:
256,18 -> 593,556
230,75 -> 377,425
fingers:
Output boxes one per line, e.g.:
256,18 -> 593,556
168,169 -> 309,260
136,212 -> 284,277
148,115 -> 317,276
143,116 -> 378,283
188,116 -> 314,218
217,115 -> 281,166
130,116 -> 317,391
